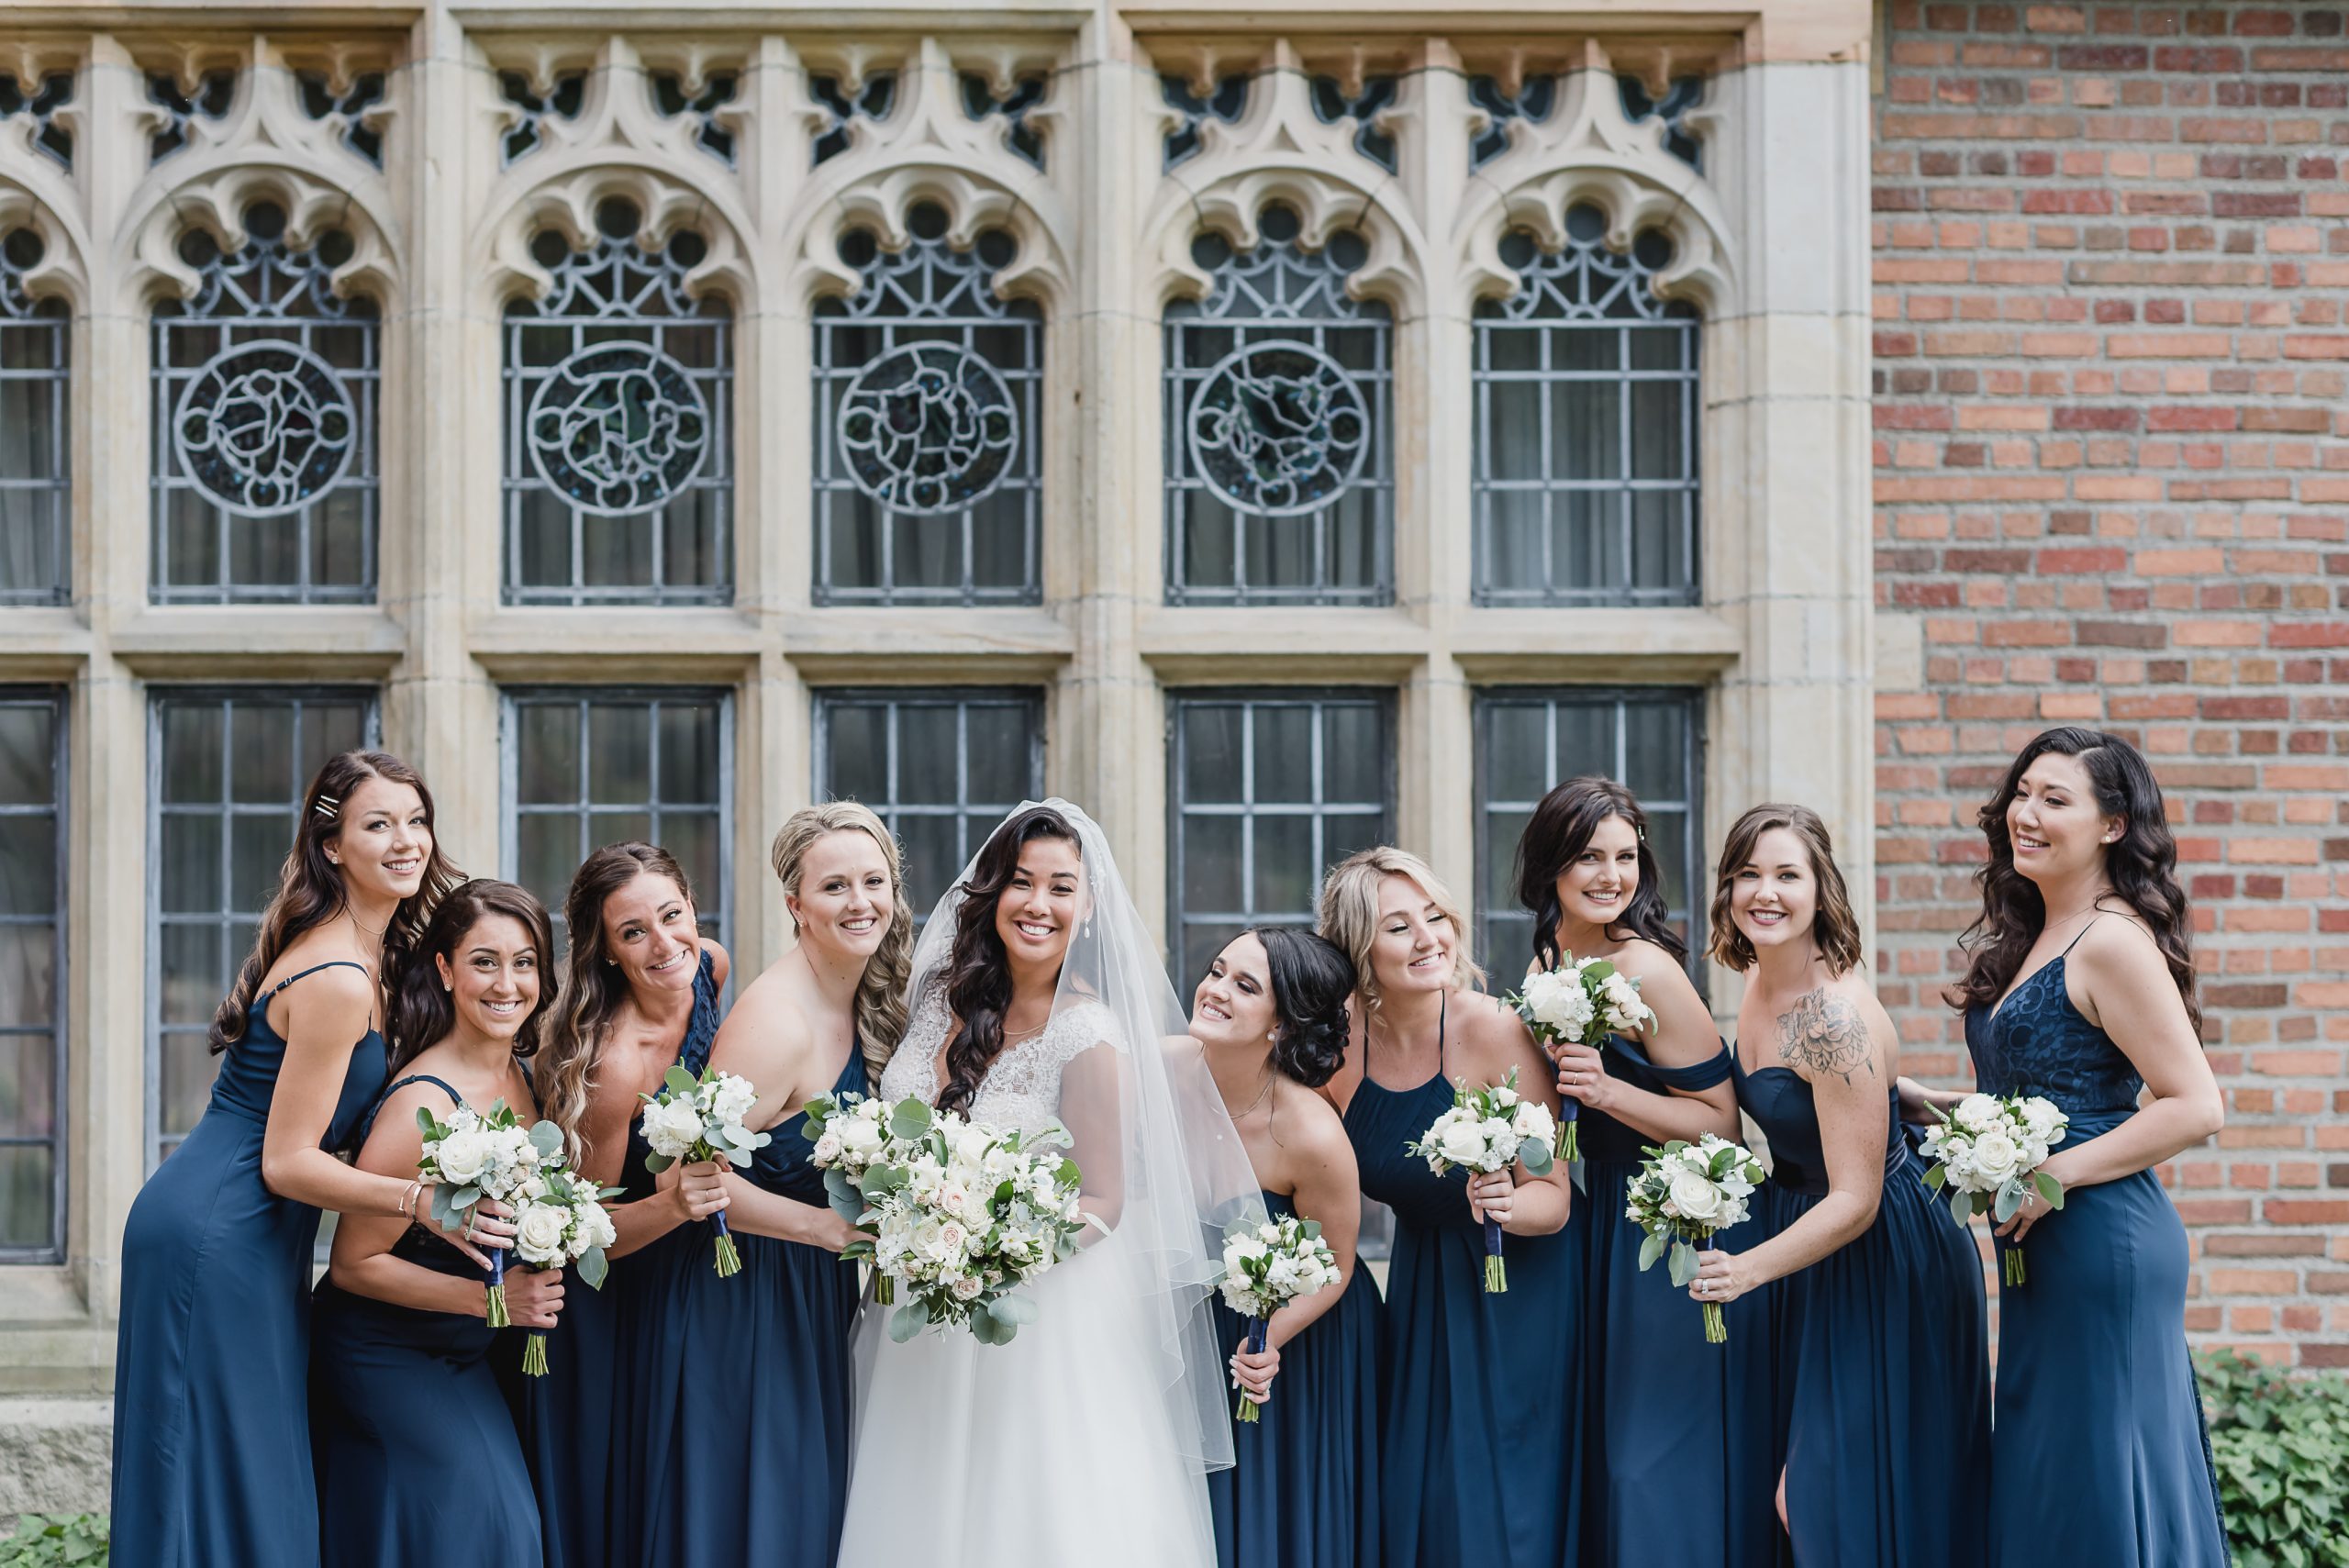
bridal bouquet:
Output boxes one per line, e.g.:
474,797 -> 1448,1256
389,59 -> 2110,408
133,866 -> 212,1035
639,1064 -> 772,1278
1919,1092 -> 2068,1285
804,1088 -> 922,1303
416,1099 -> 562,1327
1626,1135 -> 1764,1343
509,1164 -> 620,1375
1217,1215 -> 1341,1423
1402,1070 -> 1557,1294
1508,955 -> 1655,1162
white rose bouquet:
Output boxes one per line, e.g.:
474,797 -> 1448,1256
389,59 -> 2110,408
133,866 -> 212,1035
1402,1070 -> 1558,1293
416,1099 -> 561,1328
509,1163 -> 621,1376
1919,1092 -> 2069,1285
638,1064 -> 772,1279
1216,1215 -> 1341,1423
1625,1134 -> 1765,1343
802,1088 -> 918,1302
828,1097 -> 1087,1346
1507,954 -> 1656,1162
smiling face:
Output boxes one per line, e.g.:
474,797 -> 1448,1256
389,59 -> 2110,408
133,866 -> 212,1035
788,828 -> 893,962
1729,826 -> 1818,958
994,833 -> 1082,974
1192,932 -> 1277,1049
437,911 -> 541,1044
324,774 -> 430,906
599,871 -> 701,995
1369,873 -> 1455,999
2007,751 -> 2120,888
1555,812 -> 1640,932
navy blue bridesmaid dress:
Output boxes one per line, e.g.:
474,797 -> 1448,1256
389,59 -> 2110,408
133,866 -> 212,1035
1207,1189 -> 1384,1568
310,1073 -> 541,1567
1344,1006 -> 1575,1568
112,960 -> 388,1568
515,948 -> 718,1568
1966,940 -> 2229,1566
1568,1038 -> 1776,1568
1727,1055 -> 1990,1566
632,1044 -> 870,1567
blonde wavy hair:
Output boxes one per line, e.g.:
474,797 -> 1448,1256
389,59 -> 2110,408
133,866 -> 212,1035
1315,846 -> 1484,1021
772,802 -> 914,1079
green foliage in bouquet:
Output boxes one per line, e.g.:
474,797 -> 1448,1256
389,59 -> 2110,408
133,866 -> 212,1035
2198,1349 -> 2349,1568
0,1513 -> 106,1567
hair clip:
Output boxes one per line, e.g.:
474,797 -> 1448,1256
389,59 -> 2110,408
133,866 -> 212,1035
313,793 -> 340,819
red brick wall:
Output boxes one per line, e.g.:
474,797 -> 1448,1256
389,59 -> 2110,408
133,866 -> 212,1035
1871,0 -> 2349,1366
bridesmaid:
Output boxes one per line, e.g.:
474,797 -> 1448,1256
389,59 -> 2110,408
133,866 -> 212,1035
522,842 -> 730,1568
1190,928 -> 1383,1568
1929,727 -> 2227,1564
1317,847 -> 1574,1568
113,751 -> 487,1568
1515,776 -> 1774,1567
310,879 -> 561,1565
1686,806 -> 1989,1565
631,804 -> 913,1567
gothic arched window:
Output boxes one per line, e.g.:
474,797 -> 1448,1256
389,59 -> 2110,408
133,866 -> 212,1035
1473,206 -> 1700,606
150,204 -> 378,604
811,204 -> 1041,605
502,199 -> 732,606
0,229 -> 68,605
1163,206 -> 1391,606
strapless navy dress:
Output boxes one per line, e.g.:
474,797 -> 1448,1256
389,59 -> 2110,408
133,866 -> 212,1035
310,1073 -> 541,1566
633,1046 -> 870,1567
1207,1189 -> 1385,1568
112,960 -> 387,1568
1966,943 -> 2228,1566
1728,1053 -> 1990,1566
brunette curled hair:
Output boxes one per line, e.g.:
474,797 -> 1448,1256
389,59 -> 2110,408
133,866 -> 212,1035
1947,727 -> 2199,1033
385,880 -> 560,1073
541,842 -> 697,1161
1514,776 -> 1684,969
1250,927 -> 1355,1089
211,751 -> 462,1054
936,806 -> 1081,1118
1707,804 -> 1865,976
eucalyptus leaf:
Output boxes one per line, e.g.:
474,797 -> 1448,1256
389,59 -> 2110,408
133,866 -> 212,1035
888,1305 -> 927,1343
1923,1163 -> 1946,1193
1638,1230 -> 1665,1271
415,1107 -> 438,1136
1949,1186 -> 1975,1228
1994,1184 -> 2022,1225
528,1122 -> 563,1159
644,1152 -> 674,1175
891,1100 -> 934,1141
994,1292 -> 1040,1325
1520,1138 -> 1554,1177
664,1065 -> 699,1095
2033,1171 -> 2066,1210
576,1248 -> 608,1289
1668,1240 -> 1699,1286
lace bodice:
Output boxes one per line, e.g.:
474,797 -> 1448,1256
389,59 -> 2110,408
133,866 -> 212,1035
1965,954 -> 2143,1129
878,980 -> 1122,1137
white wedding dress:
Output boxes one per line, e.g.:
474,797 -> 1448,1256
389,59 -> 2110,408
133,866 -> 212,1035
834,982 -> 1220,1568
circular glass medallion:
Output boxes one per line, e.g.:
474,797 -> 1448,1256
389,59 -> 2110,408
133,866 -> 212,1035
1185,339 -> 1370,517
525,340 -> 711,516
172,340 -> 359,516
837,342 -> 1019,515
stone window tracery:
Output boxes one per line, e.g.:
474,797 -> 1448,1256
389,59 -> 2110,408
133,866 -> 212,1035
0,231 -> 68,606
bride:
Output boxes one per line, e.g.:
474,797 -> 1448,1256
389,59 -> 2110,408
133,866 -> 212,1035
837,802 -> 1263,1568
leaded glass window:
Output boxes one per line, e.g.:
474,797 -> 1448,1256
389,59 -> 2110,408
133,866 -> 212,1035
814,688 -> 1044,919
150,204 -> 379,605
1167,690 -> 1392,986
0,689 -> 64,1258
505,688 -> 732,951
503,200 -> 732,606
1163,206 -> 1391,606
0,230 -> 69,606
812,206 -> 1041,606
1475,687 -> 1704,980
150,688 -> 377,1168
1473,207 -> 1700,606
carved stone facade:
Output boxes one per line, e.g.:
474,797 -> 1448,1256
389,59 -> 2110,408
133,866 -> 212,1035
0,0 -> 1875,1462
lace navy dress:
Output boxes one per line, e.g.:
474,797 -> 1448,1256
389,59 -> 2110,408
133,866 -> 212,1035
1726,1055 -> 1989,1566
632,1042 -> 870,1568
1342,1000 -> 1576,1568
310,1073 -> 541,1567
1965,938 -> 2229,1567
517,949 -> 720,1568
1567,1038 -> 1776,1568
1206,1188 -> 1384,1568
112,961 -> 388,1568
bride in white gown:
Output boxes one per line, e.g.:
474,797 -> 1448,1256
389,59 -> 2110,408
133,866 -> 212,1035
837,801 -> 1264,1568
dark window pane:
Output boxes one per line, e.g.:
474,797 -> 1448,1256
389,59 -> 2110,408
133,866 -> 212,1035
517,703 -> 579,805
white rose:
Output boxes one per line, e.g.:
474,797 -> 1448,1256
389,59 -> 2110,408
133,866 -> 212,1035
837,1118 -> 884,1157
1970,1129 -> 2021,1185
1511,1103 -> 1556,1145
1667,1166 -> 1725,1224
1437,1120 -> 1489,1169
936,1220 -> 969,1257
1954,1094 -> 1999,1134
514,1202 -> 572,1266
2020,1097 -> 2065,1144
572,1201 -> 617,1254
641,1099 -> 704,1160
812,1132 -> 843,1165
432,1129 -> 491,1186
952,1273 -> 985,1301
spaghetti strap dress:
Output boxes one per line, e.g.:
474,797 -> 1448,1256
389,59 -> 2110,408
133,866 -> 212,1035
111,960 -> 389,1568
1206,1188 -> 1385,1568
1341,997 -> 1576,1568
1965,929 -> 2229,1567
1726,1054 -> 1990,1566
1568,1038 -> 1776,1568
310,1073 -> 541,1567
633,1044 -> 871,1568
